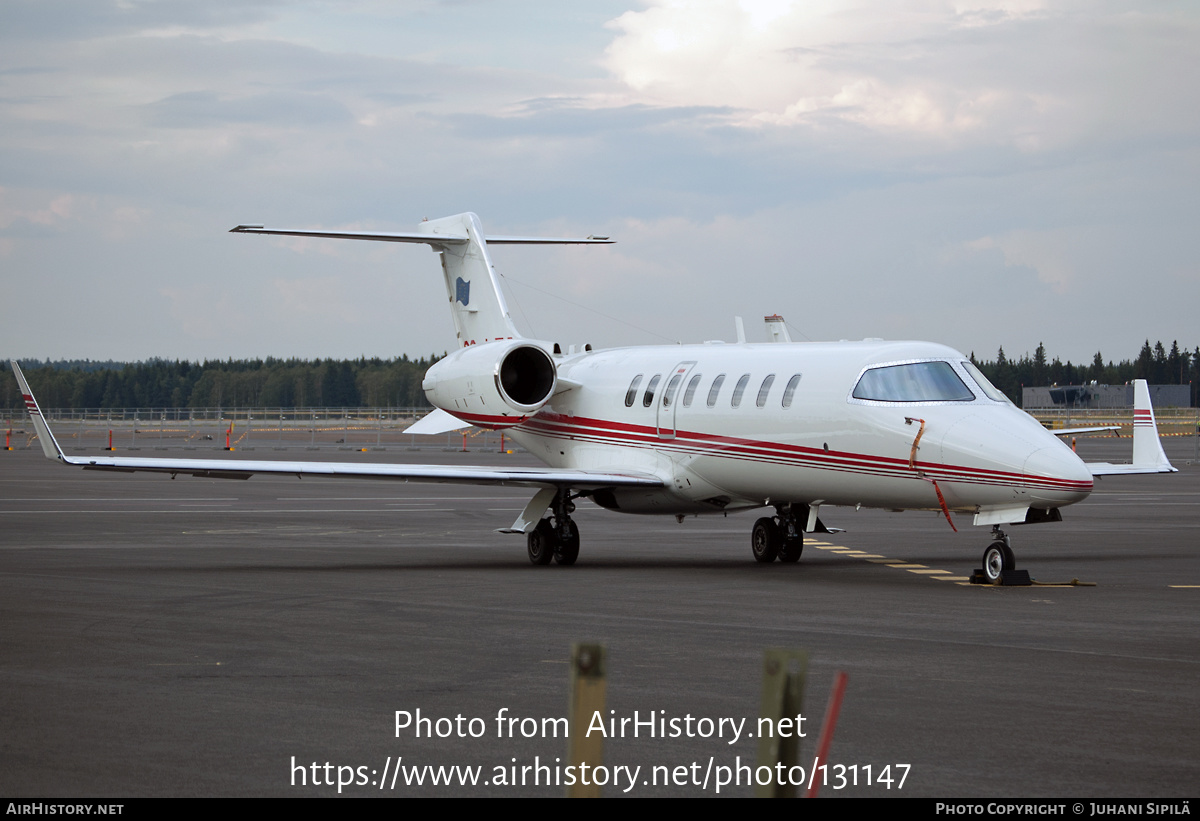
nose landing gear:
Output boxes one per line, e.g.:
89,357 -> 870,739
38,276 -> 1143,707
977,526 -> 1031,585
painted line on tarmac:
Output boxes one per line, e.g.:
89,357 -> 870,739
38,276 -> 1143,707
810,543 -> 971,584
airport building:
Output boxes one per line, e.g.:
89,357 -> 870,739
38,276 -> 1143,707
1022,383 -> 1191,409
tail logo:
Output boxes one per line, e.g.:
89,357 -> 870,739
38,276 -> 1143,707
455,277 -> 471,306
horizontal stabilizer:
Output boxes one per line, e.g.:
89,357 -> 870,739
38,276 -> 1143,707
230,226 -> 612,246
1051,426 -> 1119,436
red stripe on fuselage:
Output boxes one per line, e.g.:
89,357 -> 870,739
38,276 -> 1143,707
520,412 -> 1092,493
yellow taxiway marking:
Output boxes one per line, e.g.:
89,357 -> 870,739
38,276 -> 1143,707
1167,585 -> 1200,588
815,543 -> 969,584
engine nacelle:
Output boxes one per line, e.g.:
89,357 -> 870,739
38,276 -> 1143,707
421,340 -> 557,429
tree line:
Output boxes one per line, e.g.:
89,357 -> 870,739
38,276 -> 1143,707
1,355 -> 441,411
970,340 -> 1199,407
2,340 -> 1197,411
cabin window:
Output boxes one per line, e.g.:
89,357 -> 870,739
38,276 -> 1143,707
852,361 -> 975,403
707,374 -> 726,408
962,361 -> 1012,404
662,373 -> 684,407
782,374 -> 802,408
624,375 -> 643,407
731,373 -> 751,408
642,374 -> 662,407
756,374 -> 776,407
682,374 -> 702,407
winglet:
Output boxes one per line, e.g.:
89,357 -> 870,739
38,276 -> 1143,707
1131,379 -> 1176,472
9,361 -> 65,461
1086,378 -> 1177,475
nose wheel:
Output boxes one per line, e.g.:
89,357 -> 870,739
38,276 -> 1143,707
977,527 -> 1030,585
981,540 -> 1015,584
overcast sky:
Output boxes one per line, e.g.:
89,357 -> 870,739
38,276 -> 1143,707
2,1 -> 1196,365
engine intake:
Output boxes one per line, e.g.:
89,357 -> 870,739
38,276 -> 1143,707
422,341 -> 557,429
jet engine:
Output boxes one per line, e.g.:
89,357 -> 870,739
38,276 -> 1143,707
421,340 -> 557,429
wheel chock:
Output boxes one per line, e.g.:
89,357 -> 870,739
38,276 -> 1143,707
969,568 -> 1033,586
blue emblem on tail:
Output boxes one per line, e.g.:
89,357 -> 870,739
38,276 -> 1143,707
455,277 -> 470,306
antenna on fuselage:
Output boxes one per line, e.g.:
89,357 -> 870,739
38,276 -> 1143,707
734,316 -> 746,344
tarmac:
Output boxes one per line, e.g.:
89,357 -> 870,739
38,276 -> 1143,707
1,435 -> 1197,797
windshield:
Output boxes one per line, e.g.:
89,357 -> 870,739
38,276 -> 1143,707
852,361 -> 975,403
962,361 -> 1013,404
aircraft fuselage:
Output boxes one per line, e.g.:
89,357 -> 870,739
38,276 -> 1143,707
498,339 -> 1094,518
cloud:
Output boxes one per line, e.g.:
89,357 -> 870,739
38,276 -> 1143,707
144,90 -> 354,128
600,0 -> 1200,152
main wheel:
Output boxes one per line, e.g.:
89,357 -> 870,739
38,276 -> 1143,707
778,530 -> 804,563
555,521 -> 580,566
527,519 -> 556,565
982,541 -> 1012,584
751,517 -> 781,563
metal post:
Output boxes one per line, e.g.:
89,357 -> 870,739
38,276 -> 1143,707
567,643 -> 606,798
755,648 -> 808,798
805,671 -> 849,798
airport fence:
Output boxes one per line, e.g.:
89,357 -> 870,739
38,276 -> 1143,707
2,407 -> 519,453
4,406 -> 1198,453
1029,406 -> 1200,437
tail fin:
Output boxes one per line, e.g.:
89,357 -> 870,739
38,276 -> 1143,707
10,361 -> 65,461
1131,379 -> 1175,472
231,212 -> 612,349
1086,378 -> 1177,475
416,213 -> 519,347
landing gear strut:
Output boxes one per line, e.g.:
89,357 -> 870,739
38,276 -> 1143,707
526,488 -> 580,566
750,504 -> 805,564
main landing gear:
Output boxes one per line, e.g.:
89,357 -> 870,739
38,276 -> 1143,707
527,488 -> 580,566
751,505 -> 805,564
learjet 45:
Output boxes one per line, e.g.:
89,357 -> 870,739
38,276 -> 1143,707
10,212 -> 1176,580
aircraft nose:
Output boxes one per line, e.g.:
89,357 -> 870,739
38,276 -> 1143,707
1023,445 -> 1093,502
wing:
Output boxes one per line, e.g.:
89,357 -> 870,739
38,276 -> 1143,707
9,360 -> 663,495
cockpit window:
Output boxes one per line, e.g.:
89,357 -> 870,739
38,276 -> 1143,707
852,361 -> 975,403
962,361 -> 1013,404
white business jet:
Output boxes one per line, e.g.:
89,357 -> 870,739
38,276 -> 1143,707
10,212 -> 1176,582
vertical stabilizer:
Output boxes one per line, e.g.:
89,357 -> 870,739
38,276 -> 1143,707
1132,379 -> 1174,472
417,213 -> 520,347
